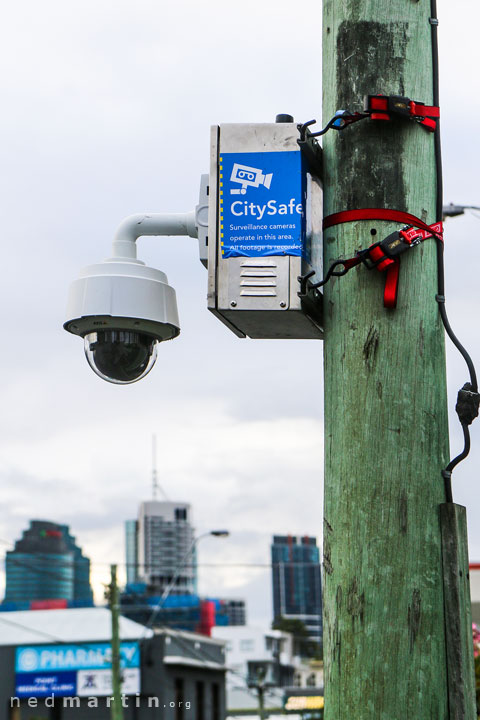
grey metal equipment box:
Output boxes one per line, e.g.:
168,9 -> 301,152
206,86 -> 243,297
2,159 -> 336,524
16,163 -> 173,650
205,122 -> 323,339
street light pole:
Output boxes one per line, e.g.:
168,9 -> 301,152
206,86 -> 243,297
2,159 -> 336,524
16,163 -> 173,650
443,203 -> 480,218
142,530 -> 229,634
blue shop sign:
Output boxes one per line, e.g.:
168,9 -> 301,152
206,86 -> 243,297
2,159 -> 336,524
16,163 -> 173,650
15,642 -> 140,698
15,642 -> 140,673
220,150 -> 306,258
15,671 -> 77,698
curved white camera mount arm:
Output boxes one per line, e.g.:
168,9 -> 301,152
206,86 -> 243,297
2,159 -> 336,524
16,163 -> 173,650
112,211 -> 198,260
64,177 -> 210,385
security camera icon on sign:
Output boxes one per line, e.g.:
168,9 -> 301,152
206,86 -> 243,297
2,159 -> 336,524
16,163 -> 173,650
230,163 -> 273,195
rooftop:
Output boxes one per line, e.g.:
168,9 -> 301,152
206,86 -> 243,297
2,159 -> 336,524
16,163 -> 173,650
0,607 -> 153,646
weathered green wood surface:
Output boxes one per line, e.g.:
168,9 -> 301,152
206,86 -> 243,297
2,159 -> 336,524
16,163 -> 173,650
321,1 -> 475,718
440,504 -> 476,720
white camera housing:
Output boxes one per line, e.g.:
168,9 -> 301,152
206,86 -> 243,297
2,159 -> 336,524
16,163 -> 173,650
64,256 -> 180,384
64,210 -> 200,383
64,257 -> 180,341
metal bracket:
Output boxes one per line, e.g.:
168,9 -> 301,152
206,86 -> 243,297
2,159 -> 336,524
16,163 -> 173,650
196,174 -> 209,268
296,125 -> 323,180
297,282 -> 324,331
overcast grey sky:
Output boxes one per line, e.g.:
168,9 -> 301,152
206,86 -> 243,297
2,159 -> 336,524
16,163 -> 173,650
0,0 -> 478,625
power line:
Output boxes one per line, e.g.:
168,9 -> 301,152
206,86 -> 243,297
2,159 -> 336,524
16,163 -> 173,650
2,554 -> 93,586
0,614 -> 66,644
3,556 -> 324,570
122,561 -> 321,568
0,612 -> 141,668
144,619 -> 285,705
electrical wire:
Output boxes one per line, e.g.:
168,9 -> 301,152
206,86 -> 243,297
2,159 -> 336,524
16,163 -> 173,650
122,561 -> 321,569
430,0 -> 479,501
149,620 -> 290,706
0,551 -> 140,669
0,609 -> 141,669
0,613 -> 68,644
0,604 -> 303,703
4,554 -> 92,586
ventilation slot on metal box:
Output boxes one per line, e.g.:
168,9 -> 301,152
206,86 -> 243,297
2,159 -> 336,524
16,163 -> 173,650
240,259 -> 278,297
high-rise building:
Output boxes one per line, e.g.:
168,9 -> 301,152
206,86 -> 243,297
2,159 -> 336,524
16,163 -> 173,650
126,501 -> 196,596
271,535 -> 322,646
3,520 -> 94,608
124,501 -> 246,633
125,519 -> 138,585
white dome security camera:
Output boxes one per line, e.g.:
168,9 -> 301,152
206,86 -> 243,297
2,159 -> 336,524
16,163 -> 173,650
64,211 -> 199,384
64,257 -> 180,384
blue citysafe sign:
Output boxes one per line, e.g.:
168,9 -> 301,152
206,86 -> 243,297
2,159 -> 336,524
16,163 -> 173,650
15,642 -> 140,698
219,150 -> 307,258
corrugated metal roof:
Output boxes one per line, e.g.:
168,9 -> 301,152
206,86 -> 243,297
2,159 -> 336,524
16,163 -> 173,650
0,607 -> 153,646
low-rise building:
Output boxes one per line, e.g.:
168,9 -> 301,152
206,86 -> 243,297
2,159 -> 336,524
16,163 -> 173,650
0,607 -> 226,720
212,625 -> 297,716
291,659 -> 324,690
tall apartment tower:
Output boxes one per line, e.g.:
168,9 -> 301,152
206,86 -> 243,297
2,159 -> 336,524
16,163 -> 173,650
3,520 -> 94,608
125,519 -> 138,585
125,501 -> 196,596
271,535 -> 323,645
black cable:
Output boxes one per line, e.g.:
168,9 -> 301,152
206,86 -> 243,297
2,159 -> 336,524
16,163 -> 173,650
299,259 -> 357,294
430,0 -> 479,501
431,2 -> 442,222
298,111 -> 366,142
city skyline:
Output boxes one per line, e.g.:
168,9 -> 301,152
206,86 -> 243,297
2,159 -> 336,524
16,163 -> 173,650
3,519 -> 93,608
0,0 -> 477,634
0,506 -> 324,630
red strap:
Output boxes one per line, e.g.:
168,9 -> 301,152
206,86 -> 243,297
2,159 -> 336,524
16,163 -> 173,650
383,261 -> 400,309
343,257 -> 362,270
323,208 -> 443,241
400,221 -> 443,244
323,209 -> 443,309
368,245 -> 395,272
369,97 -> 389,112
419,117 -> 437,131
409,102 -> 440,118
365,96 -> 439,131
370,113 -> 391,121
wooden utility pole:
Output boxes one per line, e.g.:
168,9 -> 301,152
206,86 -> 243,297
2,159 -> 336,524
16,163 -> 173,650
321,1 -> 475,717
251,668 -> 266,720
109,564 -> 124,720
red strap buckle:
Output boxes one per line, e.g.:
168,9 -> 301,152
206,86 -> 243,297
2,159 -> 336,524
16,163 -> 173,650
365,95 -> 440,132
323,210 -> 444,309
400,221 -> 443,245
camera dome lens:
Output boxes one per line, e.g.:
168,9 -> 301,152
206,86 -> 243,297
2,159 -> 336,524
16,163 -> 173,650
84,330 -> 158,384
